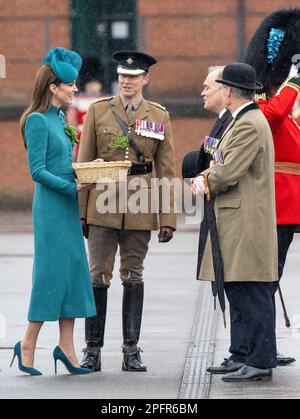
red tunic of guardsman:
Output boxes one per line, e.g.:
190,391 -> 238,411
293,95 -> 300,126
242,6 -> 300,366
256,77 -> 300,224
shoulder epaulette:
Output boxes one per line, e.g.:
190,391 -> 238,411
278,77 -> 300,95
93,96 -> 115,104
148,101 -> 167,112
286,79 -> 300,94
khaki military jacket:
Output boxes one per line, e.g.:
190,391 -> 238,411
199,105 -> 278,283
78,96 -> 177,231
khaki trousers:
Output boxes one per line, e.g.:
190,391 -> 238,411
88,226 -> 151,288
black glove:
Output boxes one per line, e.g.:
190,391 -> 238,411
158,227 -> 174,243
81,218 -> 89,239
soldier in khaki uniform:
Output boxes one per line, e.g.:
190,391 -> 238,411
78,51 -> 176,372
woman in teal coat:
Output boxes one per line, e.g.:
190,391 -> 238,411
12,48 -> 96,376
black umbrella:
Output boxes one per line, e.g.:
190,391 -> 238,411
196,206 -> 218,310
204,174 -> 227,328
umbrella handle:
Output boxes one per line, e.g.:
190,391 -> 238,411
204,174 -> 211,201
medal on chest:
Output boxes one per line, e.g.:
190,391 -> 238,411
204,135 -> 224,164
204,135 -> 221,154
135,119 -> 165,140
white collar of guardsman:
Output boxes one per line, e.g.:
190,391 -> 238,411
120,94 -> 143,111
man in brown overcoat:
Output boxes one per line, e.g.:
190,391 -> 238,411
78,51 -> 176,372
192,63 -> 279,382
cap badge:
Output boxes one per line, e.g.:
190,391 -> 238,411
127,57 -> 134,65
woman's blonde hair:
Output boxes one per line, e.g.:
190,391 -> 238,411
20,65 -> 61,145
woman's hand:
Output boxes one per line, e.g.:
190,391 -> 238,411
76,159 -> 104,191
77,183 -> 96,192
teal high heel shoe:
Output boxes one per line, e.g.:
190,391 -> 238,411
10,341 -> 42,376
53,346 -> 92,375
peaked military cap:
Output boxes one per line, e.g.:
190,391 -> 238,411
113,50 -> 157,75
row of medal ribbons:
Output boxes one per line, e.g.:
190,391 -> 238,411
204,135 -> 224,164
135,119 -> 165,140
204,135 -> 220,155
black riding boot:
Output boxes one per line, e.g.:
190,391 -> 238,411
122,281 -> 147,372
81,287 -> 107,372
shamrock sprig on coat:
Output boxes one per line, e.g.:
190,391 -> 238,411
64,123 -> 80,146
109,135 -> 130,151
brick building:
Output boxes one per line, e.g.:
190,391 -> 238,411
0,0 -> 299,208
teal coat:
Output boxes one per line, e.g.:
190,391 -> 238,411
25,105 -> 96,321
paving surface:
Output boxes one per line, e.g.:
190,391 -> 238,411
0,217 -> 200,399
1,211 -> 299,399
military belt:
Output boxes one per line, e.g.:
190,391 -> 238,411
275,162 -> 300,176
128,161 -> 153,176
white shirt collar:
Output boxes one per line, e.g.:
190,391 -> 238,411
231,101 -> 254,119
219,108 -> 227,119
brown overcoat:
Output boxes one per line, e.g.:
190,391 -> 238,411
78,96 -> 177,231
199,105 -> 278,283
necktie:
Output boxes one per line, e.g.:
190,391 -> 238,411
126,103 -> 136,124
210,117 -> 223,138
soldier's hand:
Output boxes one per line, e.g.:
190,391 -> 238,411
158,227 -> 174,243
81,218 -> 89,239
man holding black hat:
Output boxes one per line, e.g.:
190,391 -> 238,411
192,63 -> 279,382
182,66 -> 232,180
182,66 -> 233,280
78,51 -> 176,372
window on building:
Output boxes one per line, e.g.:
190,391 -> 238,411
71,0 -> 136,95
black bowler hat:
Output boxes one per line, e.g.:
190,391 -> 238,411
182,150 -> 200,181
113,50 -> 157,75
216,63 -> 263,91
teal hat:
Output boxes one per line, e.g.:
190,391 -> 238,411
43,47 -> 82,83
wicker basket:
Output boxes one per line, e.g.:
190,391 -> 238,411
73,161 -> 132,183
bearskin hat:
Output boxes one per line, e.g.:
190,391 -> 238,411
243,8 -> 300,94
